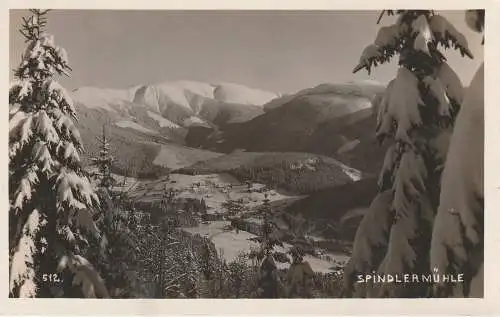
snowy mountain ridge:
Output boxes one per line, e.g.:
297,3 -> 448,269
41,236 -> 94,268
72,80 -> 278,113
73,79 -> 389,176
71,80 -> 280,138
263,80 -> 386,111
72,79 -> 387,145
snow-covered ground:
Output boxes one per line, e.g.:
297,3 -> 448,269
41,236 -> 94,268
182,116 -> 210,127
184,221 -> 349,273
263,81 -> 384,112
152,146 -> 222,170
147,110 -> 181,129
129,173 -> 299,214
114,171 -> 349,273
337,139 -> 361,155
111,173 -> 141,193
71,86 -> 138,111
134,81 -> 214,113
213,82 -> 278,106
115,120 -> 158,135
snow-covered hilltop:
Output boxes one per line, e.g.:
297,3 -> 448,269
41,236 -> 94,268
185,80 -> 387,173
71,86 -> 138,111
73,80 -> 277,120
213,82 -> 278,106
71,81 -> 280,146
263,80 -> 386,111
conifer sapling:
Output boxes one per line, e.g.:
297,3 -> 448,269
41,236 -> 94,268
90,125 -> 116,190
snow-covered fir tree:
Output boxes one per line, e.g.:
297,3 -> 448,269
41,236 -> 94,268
249,193 -> 289,263
430,10 -> 484,298
86,188 -> 140,298
90,125 -> 115,190
342,10 -> 473,298
248,192 -> 288,298
9,9 -> 108,298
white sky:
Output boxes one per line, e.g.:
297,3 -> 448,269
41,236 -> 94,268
9,10 -> 484,94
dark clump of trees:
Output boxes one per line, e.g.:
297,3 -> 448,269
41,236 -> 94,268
229,160 -> 355,195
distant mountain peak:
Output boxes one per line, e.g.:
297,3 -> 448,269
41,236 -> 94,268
263,81 -> 386,112
71,80 -> 279,143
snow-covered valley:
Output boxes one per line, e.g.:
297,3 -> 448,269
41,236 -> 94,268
112,171 -> 351,274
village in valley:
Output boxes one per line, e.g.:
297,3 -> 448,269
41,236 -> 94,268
113,169 -> 350,272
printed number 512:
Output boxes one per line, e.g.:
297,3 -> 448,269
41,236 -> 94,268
42,273 -> 62,283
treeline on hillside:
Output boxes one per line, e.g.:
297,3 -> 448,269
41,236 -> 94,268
230,162 -> 356,194
179,159 -> 357,195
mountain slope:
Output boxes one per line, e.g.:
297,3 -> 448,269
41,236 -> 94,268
263,81 -> 386,111
72,81 -> 278,176
76,105 -> 221,178
177,150 -> 362,194
284,177 -> 379,241
74,80 -> 387,177
73,80 -> 277,131
186,82 -> 387,173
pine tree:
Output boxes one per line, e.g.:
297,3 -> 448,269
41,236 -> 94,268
248,192 -> 288,298
87,188 -> 140,298
343,10 -> 472,298
9,9 -> 108,298
430,10 -> 484,298
89,125 -> 115,190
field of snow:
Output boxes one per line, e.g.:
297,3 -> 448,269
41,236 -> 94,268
184,221 -> 349,273
115,120 -> 158,135
111,173 -> 141,193
336,139 -> 361,155
152,145 -> 222,169
146,110 -> 181,129
85,168 -> 141,194
182,116 -> 210,127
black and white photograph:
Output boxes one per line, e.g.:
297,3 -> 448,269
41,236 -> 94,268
7,7 -> 486,303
